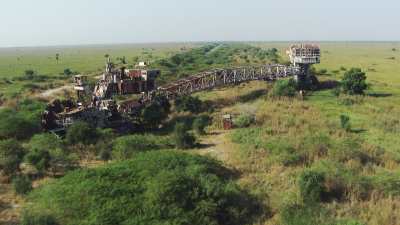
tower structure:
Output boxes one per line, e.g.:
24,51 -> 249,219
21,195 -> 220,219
287,44 -> 320,83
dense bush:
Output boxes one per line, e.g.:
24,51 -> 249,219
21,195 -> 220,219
175,95 -> 203,113
0,139 -> 25,175
112,134 -> 171,160
271,78 -> 298,97
280,203 -> 320,225
66,121 -> 98,145
0,108 -> 41,140
299,170 -> 326,203
12,175 -> 32,195
154,43 -> 280,84
25,133 -> 77,174
233,114 -> 255,128
174,122 -> 196,149
340,115 -> 351,131
341,68 -> 367,95
192,115 -> 211,134
21,212 -> 59,225
140,95 -> 170,129
26,151 -> 259,225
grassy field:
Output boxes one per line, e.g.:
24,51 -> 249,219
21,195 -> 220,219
0,43 -> 196,98
1,42 -> 400,225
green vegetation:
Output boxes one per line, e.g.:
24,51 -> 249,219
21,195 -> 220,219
111,134 -> 172,160
0,42 -> 399,225
12,175 -> 33,195
173,122 -> 196,149
140,95 -> 171,129
154,43 -> 280,83
270,78 -> 298,97
0,139 -> 25,176
65,121 -> 99,145
192,115 -> 211,135
340,114 -> 351,131
25,133 -> 77,175
0,99 -> 45,145
341,68 -> 368,95
175,95 -> 203,113
25,151 -> 258,225
299,170 -> 325,203
233,113 -> 255,128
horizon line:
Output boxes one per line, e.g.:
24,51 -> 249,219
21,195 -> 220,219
1,40 -> 400,49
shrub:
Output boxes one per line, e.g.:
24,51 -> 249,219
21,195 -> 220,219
175,96 -> 203,113
63,68 -> 73,76
336,220 -> 366,225
0,108 -> 41,140
0,139 -> 25,175
28,133 -> 63,153
233,114 -> 255,128
21,212 -> 59,225
25,133 -> 76,174
192,115 -> 211,135
280,203 -> 320,225
341,68 -> 367,95
271,78 -> 298,97
24,70 -> 36,79
25,151 -> 259,225
299,170 -> 325,203
174,122 -> 196,149
66,121 -> 98,145
12,175 -> 32,195
112,134 -> 170,160
318,68 -> 328,74
340,115 -> 351,132
141,95 -> 170,129
24,148 -> 52,173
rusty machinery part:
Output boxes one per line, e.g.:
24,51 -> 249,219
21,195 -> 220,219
44,44 -> 321,132
140,64 -> 301,103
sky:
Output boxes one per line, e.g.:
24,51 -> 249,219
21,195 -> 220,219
1,0 -> 400,47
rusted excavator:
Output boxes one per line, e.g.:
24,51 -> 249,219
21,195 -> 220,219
41,59 -> 160,133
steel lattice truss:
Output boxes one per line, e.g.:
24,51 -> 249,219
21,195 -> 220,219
142,64 -> 301,102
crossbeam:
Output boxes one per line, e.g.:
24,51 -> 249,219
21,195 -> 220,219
141,64 -> 300,102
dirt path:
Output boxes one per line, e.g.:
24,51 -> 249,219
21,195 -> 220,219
38,84 -> 73,98
0,182 -> 23,225
196,130 -> 232,162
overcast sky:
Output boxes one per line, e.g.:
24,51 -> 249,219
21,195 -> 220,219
1,0 -> 399,47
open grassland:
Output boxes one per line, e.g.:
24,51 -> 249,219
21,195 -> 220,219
0,43 -> 196,98
1,42 -> 399,225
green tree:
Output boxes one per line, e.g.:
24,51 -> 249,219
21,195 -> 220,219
174,122 -> 196,149
0,108 -> 41,140
140,96 -> 170,129
24,70 -> 35,79
112,134 -> 163,160
24,148 -> 51,173
63,68 -> 73,76
192,115 -> 211,135
25,133 -> 76,175
0,139 -> 25,176
299,170 -> 325,203
55,53 -> 60,63
21,213 -> 59,225
12,175 -> 32,195
65,121 -> 98,145
233,114 -> 255,128
271,78 -> 298,97
175,96 -> 203,113
340,115 -> 351,132
341,68 -> 367,95
24,151 -> 258,225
